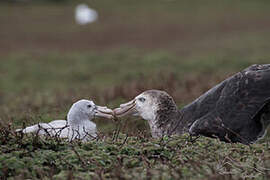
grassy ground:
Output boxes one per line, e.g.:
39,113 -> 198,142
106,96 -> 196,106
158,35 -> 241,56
1,131 -> 270,179
1,0 -> 270,179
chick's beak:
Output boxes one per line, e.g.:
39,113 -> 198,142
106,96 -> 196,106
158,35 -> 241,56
113,100 -> 138,117
95,106 -> 114,119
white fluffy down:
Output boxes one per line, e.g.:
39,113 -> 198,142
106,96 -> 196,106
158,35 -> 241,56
16,100 -> 98,142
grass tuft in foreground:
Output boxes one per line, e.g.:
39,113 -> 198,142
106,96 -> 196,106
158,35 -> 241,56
1,125 -> 270,179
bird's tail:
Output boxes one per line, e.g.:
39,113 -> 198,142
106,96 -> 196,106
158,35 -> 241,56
16,124 -> 40,134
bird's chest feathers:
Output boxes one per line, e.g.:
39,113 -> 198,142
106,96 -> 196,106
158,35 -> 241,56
69,119 -> 97,139
149,121 -> 163,138
71,120 -> 96,131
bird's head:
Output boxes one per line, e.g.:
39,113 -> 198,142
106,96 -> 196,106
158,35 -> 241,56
113,90 -> 179,125
68,99 -> 113,122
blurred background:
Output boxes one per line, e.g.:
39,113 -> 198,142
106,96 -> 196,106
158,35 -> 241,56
0,0 -> 270,136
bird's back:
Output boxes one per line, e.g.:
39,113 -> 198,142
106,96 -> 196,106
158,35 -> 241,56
18,120 -> 69,138
183,64 -> 270,144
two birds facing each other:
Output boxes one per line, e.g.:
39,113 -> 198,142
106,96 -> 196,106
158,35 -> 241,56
18,64 -> 270,144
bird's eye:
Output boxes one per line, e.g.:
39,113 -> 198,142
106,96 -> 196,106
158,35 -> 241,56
87,105 -> 92,108
138,97 -> 146,102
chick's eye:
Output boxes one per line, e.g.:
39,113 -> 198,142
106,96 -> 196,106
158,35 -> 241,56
138,97 -> 146,102
87,105 -> 92,108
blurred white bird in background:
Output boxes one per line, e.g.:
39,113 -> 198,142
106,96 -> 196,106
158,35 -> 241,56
75,4 -> 98,25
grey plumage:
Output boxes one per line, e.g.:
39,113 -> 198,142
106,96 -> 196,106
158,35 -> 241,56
115,64 -> 270,144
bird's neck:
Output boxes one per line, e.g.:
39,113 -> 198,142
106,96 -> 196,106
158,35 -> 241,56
67,110 -> 89,127
150,109 -> 182,138
152,106 -> 199,137
148,118 -> 163,138
170,109 -> 193,134
67,111 -> 97,139
172,103 -> 202,134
